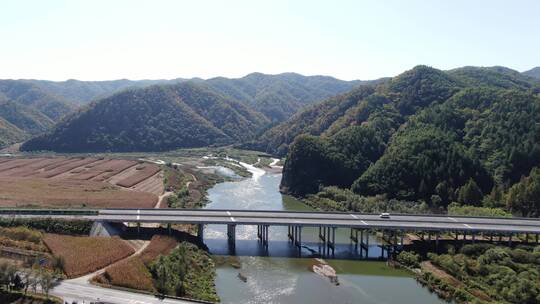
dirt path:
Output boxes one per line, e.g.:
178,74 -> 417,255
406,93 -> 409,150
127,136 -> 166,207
155,191 -> 174,208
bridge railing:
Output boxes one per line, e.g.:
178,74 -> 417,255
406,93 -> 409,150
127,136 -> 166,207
0,208 -> 98,216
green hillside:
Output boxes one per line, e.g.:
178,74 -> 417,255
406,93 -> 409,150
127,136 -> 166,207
523,67 -> 540,79
277,65 -> 540,215
0,80 -> 75,121
202,72 -> 364,122
28,78 -> 180,105
20,82 -> 269,152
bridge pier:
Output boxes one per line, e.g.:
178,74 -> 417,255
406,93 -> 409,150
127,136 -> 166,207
350,228 -> 359,253
167,223 -> 172,235
259,225 -> 269,248
227,224 -> 236,248
359,229 -> 369,258
197,223 -> 204,241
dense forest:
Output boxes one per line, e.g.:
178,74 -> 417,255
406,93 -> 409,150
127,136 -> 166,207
277,65 -> 540,215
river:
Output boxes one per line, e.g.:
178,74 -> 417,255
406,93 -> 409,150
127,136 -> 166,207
202,164 -> 445,304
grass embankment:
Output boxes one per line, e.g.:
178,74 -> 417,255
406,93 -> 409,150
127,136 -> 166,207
43,234 -> 134,278
397,244 -> 540,303
94,235 -> 218,303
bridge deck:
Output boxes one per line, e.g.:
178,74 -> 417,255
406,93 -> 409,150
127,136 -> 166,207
2,209 -> 540,234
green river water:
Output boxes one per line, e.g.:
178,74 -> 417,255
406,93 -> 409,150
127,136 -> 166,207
203,166 -> 445,304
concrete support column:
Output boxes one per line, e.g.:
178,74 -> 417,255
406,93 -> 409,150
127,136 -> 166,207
227,224 -> 236,247
296,226 -> 302,248
331,227 -> 336,256
508,234 -> 512,247
472,232 -> 475,244
365,230 -> 369,258
167,223 -> 171,235
197,223 -> 204,241
536,234 -> 539,245
381,230 -> 385,259
435,233 -> 439,250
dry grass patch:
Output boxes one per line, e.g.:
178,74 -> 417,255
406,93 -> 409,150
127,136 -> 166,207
95,235 -> 178,292
97,256 -> 156,292
43,234 -> 135,278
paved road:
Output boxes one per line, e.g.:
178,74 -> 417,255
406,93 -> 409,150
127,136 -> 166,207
3,209 -> 540,234
51,278 -> 192,304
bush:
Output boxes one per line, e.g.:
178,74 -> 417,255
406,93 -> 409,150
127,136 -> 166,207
397,251 -> 421,268
461,244 -> 495,257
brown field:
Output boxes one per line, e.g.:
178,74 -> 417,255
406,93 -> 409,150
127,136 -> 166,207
114,165 -> 161,188
0,157 -> 162,208
34,158 -> 100,178
95,235 -> 178,291
0,177 -> 157,208
43,234 -> 135,278
131,171 -> 164,196
139,235 -> 179,262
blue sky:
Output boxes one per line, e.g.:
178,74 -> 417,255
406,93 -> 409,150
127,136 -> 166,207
1,0 -> 538,81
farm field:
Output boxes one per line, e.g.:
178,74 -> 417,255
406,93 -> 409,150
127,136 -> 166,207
95,235 -> 179,292
0,157 -> 163,208
43,234 -> 135,278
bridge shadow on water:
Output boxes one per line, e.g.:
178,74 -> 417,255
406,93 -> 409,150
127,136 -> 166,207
203,238 -> 391,261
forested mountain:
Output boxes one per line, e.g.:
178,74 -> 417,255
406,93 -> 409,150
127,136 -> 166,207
0,99 -> 54,135
21,82 -> 269,152
523,67 -> 540,79
27,78 -> 180,105
0,80 -> 75,121
198,72 -> 364,122
0,80 -> 74,146
0,117 -> 27,147
277,65 -> 540,215
0,73 -> 360,148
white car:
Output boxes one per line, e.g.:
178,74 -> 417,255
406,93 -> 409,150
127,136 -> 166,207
379,212 -> 390,219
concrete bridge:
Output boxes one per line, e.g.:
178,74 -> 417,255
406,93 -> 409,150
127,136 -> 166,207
2,208 -> 540,257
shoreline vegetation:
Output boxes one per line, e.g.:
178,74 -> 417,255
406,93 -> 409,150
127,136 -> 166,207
396,243 -> 540,303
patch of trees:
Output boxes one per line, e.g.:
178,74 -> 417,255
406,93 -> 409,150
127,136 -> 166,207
428,245 -> 540,303
150,242 -> 218,302
0,218 -> 92,235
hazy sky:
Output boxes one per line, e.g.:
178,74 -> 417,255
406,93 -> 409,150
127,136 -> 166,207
1,0 -> 539,81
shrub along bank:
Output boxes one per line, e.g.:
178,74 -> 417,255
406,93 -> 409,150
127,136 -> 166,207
396,244 -> 540,303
